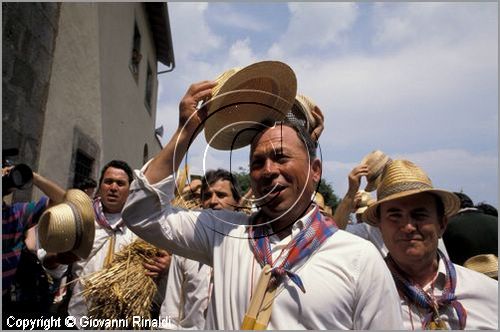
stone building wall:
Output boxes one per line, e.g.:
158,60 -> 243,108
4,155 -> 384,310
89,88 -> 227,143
2,2 -> 61,201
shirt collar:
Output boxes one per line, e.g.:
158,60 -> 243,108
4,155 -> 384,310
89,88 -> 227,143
266,205 -> 317,244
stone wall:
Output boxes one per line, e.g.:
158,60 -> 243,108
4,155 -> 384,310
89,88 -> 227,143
2,2 -> 61,201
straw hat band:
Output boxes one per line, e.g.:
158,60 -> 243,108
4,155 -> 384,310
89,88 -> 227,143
378,181 -> 433,201
66,201 -> 83,252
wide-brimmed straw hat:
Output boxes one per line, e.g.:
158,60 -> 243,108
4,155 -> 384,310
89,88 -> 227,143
360,150 -> 392,192
38,189 -> 95,259
202,61 -> 297,151
362,160 -> 460,226
463,254 -> 498,279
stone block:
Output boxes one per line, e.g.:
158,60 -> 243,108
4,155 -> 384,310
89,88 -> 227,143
2,44 -> 15,80
11,57 -> 35,99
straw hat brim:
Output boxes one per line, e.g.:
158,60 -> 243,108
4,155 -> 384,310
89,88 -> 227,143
464,254 -> 498,279
362,188 -> 460,226
202,61 -> 297,151
38,189 -> 95,259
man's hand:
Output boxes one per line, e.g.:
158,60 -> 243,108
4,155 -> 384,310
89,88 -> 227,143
310,105 -> 324,142
42,251 -> 80,269
143,250 -> 171,279
2,166 -> 14,176
178,80 -> 217,137
347,164 -> 369,197
143,80 -> 217,185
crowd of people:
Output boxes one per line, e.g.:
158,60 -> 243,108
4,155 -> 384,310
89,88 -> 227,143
3,60 -> 498,330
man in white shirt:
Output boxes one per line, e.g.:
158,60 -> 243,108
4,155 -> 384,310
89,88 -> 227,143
123,80 -> 404,329
362,159 -> 498,330
335,158 -> 449,258
43,160 -> 171,328
161,168 -> 241,329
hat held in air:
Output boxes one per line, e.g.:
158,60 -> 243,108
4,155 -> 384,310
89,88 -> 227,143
38,189 -> 95,259
202,60 -> 297,151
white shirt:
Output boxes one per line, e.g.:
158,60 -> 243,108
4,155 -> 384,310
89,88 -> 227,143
346,222 -> 388,256
400,258 -> 498,330
68,214 -> 137,328
161,255 -> 212,329
122,168 -> 404,330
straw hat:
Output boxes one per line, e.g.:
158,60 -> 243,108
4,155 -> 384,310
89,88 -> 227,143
202,61 -> 297,151
38,189 -> 95,259
287,94 -> 324,140
362,160 -> 460,226
360,150 -> 392,192
354,190 -> 375,215
314,192 -> 326,211
463,254 -> 498,279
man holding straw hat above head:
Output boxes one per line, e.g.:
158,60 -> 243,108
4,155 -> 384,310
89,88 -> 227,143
123,60 -> 403,329
362,159 -> 498,330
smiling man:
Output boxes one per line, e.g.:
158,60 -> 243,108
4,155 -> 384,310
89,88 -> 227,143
122,76 -> 404,329
363,160 -> 498,330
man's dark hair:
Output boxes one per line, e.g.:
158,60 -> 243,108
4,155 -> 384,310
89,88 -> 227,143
454,192 -> 474,209
98,160 -> 133,185
201,168 -> 242,202
476,202 -> 498,217
250,118 -> 317,160
75,177 -> 97,190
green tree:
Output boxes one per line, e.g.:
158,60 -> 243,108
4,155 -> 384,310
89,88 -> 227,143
317,179 -> 340,212
233,167 -> 251,195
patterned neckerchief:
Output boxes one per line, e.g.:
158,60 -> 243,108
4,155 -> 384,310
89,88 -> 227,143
249,205 -> 338,293
92,197 -> 124,231
385,249 -> 467,329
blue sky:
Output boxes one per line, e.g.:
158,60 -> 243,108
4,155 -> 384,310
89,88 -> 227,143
156,2 -> 498,207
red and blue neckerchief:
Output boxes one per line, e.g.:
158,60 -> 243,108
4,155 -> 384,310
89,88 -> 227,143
249,205 -> 337,293
92,197 -> 124,231
385,249 -> 467,330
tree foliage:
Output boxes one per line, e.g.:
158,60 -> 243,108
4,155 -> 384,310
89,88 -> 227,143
317,179 -> 340,211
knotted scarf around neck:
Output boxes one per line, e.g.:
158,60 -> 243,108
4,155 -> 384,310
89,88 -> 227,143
93,197 -> 124,231
385,249 -> 467,329
249,205 -> 338,293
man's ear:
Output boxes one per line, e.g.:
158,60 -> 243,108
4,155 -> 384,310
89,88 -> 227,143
311,158 -> 322,184
438,216 -> 448,237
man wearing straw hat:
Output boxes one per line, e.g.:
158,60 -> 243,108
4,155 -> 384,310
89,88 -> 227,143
362,159 -> 498,330
335,153 -> 452,259
123,61 -> 403,329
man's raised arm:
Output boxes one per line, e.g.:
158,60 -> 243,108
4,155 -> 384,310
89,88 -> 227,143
145,81 -> 216,184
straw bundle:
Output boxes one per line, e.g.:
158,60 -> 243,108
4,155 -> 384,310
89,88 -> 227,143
81,240 -> 161,328
171,195 -> 202,210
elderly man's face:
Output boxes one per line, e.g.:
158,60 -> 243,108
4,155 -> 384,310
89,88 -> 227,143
378,193 -> 447,267
249,125 -> 321,220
